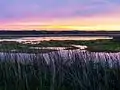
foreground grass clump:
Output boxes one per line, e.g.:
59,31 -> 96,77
0,51 -> 120,90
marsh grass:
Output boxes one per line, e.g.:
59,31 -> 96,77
0,50 -> 120,90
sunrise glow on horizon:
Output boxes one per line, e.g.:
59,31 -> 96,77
0,0 -> 120,31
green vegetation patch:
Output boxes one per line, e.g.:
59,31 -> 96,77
0,39 -> 120,52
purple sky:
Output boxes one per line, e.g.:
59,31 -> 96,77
0,0 -> 119,19
0,0 -> 120,30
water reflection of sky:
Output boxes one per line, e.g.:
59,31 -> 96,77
0,36 -> 113,42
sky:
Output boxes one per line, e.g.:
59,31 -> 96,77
0,0 -> 120,30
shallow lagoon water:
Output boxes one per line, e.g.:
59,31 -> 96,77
0,36 -> 112,42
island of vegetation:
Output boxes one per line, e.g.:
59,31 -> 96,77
0,39 -> 120,53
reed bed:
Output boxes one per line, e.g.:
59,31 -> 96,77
0,50 -> 120,90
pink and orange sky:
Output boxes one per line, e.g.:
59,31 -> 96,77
0,0 -> 120,31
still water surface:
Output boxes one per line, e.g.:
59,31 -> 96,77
0,36 -> 112,42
